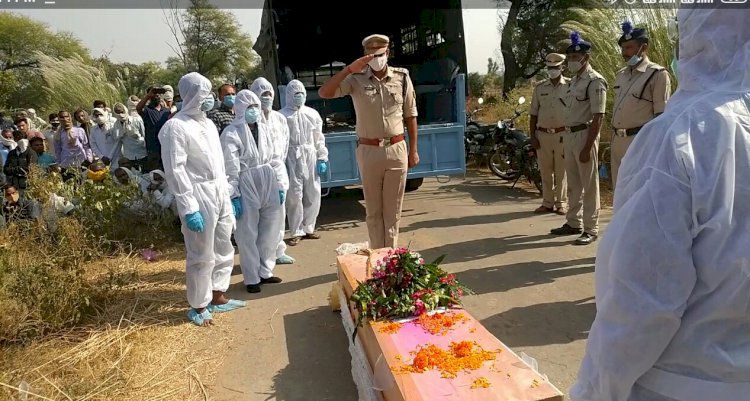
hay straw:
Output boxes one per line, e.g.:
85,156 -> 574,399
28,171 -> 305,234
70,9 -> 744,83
0,255 -> 234,401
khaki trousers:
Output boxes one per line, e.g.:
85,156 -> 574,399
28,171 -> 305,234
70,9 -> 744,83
563,129 -> 600,235
610,133 -> 636,191
356,140 -> 408,249
536,130 -> 567,209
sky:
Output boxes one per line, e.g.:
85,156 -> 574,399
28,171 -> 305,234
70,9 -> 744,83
13,5 -> 507,74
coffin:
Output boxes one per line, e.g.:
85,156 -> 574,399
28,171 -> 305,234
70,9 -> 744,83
335,248 -> 564,401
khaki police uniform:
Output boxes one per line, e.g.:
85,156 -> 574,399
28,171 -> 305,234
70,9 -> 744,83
610,57 -> 671,189
564,64 -> 606,236
531,75 -> 569,210
334,64 -> 417,249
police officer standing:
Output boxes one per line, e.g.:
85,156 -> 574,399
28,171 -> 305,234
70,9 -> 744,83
610,22 -> 671,190
530,53 -> 569,215
318,34 -> 419,249
550,32 -> 606,246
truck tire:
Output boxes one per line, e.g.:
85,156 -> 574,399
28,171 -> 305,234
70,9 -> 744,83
405,177 -> 424,192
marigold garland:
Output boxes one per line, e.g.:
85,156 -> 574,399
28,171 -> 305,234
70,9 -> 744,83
397,340 -> 498,379
416,312 -> 469,335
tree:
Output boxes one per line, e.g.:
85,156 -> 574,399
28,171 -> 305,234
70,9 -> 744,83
487,58 -> 500,76
468,72 -> 486,98
497,0 -> 576,95
164,0 -> 258,83
0,11 -> 90,110
94,57 -> 173,99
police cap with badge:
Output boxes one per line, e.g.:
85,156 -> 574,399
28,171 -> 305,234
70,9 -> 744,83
566,31 -> 592,54
618,21 -> 649,46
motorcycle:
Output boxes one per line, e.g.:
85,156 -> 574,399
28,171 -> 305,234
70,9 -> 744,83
488,97 -> 543,193
464,97 -> 497,162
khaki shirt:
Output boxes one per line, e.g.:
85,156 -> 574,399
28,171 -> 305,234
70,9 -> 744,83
530,76 -> 569,129
611,58 -> 671,129
564,65 -> 607,127
334,66 -> 418,139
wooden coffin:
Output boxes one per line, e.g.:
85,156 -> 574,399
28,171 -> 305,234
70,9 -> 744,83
337,249 -> 564,401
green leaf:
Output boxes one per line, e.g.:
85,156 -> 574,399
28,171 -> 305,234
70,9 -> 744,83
431,254 -> 447,266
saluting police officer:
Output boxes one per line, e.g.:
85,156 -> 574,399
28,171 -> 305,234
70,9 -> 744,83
318,34 -> 419,249
550,32 -> 606,246
610,23 -> 671,190
530,53 -> 569,215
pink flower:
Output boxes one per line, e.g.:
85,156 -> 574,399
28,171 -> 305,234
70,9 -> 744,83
414,300 -> 426,315
412,290 -> 425,300
418,258 -> 425,264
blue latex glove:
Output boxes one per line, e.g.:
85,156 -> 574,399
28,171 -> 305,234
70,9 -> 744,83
279,190 -> 285,205
317,160 -> 328,175
185,211 -> 205,233
231,197 -> 242,218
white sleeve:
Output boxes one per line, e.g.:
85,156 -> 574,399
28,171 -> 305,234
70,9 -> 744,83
570,168 -> 696,401
159,121 -> 200,216
153,188 -> 175,210
312,110 -> 328,161
220,129 -> 243,199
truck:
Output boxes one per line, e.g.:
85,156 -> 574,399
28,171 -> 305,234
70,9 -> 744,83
253,1 -> 469,192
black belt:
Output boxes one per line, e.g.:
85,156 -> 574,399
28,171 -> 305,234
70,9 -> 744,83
614,127 -> 642,137
567,124 -> 589,132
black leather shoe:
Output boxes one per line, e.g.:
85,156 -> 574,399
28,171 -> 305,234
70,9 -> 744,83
550,224 -> 583,235
246,284 -> 261,293
260,276 -> 283,284
574,232 -> 598,245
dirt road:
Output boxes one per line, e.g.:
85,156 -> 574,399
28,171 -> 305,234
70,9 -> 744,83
211,171 -> 611,401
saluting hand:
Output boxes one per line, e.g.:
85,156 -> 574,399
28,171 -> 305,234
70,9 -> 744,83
348,54 -> 375,74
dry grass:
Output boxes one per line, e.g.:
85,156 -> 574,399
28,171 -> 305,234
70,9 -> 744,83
0,249 -> 235,401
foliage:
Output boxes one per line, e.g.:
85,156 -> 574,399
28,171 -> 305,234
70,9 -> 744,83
36,52 -> 122,115
560,3 -> 677,125
0,11 -> 90,110
349,248 -> 474,340
95,57 -> 173,99
0,168 -> 179,343
561,4 -> 677,87
164,0 -> 258,83
468,72 -> 486,98
498,0 -> 577,94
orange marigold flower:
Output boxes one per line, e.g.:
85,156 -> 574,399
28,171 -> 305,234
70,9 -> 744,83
416,312 -> 469,335
397,341 -> 497,378
471,377 -> 491,389
378,321 -> 403,334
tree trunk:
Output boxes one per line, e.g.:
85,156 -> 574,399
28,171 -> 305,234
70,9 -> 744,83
500,0 -> 522,97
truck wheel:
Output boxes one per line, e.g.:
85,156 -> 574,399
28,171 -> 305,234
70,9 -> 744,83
405,177 -> 424,192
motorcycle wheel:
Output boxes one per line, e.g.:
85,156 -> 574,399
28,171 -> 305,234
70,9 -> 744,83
527,159 -> 543,193
489,148 -> 518,180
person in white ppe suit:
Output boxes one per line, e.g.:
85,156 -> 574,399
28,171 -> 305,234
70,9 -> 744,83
158,72 -> 245,326
571,9 -> 750,401
221,90 -> 288,294
250,77 -> 295,265
280,79 -> 329,246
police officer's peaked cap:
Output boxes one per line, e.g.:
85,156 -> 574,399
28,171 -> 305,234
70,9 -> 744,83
618,21 -> 649,45
362,34 -> 390,49
565,31 -> 592,54
545,53 -> 566,67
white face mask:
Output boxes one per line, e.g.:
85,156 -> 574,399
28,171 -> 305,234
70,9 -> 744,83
568,60 -> 584,73
547,69 -> 562,79
16,138 -> 28,153
368,55 -> 387,72
93,115 -> 106,125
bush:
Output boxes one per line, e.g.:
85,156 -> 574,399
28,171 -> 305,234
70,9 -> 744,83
0,169 -> 180,344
